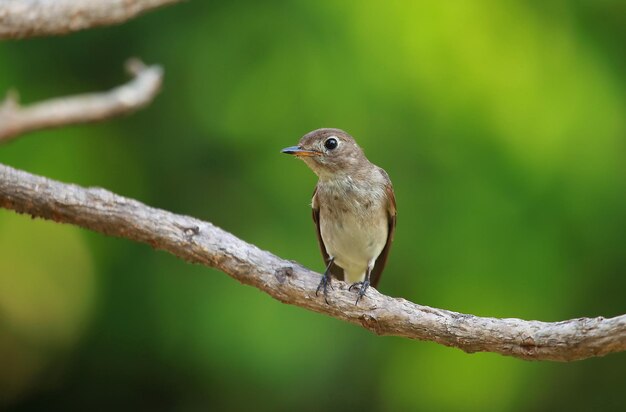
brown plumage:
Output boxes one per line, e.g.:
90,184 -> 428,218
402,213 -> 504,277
282,128 -> 396,304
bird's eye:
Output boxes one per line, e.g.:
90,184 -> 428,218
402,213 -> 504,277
324,137 -> 338,151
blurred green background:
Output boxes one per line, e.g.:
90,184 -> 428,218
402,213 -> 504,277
1,1 -> 625,411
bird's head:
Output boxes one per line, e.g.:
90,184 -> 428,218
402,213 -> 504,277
281,128 -> 368,179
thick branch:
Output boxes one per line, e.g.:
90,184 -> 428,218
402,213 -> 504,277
0,0 -> 183,39
0,60 -> 163,143
0,163 -> 624,361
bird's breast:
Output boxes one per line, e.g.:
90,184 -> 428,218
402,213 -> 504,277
316,180 -> 389,281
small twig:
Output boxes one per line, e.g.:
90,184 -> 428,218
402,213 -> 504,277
0,59 -> 163,143
0,0 -> 184,40
0,162 -> 624,362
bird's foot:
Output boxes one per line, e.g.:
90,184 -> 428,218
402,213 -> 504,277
348,280 -> 370,305
315,273 -> 333,304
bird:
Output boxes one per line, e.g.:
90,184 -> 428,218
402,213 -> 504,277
282,128 -> 396,304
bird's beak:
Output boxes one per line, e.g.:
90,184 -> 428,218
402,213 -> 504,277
281,146 -> 321,157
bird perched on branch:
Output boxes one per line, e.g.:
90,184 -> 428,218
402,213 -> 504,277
282,128 -> 396,304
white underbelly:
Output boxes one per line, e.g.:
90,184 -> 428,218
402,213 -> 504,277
320,210 -> 387,283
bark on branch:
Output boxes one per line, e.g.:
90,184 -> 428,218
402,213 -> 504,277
0,59 -> 163,143
0,0 -> 183,39
0,163 -> 624,362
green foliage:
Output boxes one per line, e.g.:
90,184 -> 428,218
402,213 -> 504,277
0,1 -> 624,410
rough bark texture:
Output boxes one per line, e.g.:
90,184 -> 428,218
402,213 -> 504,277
0,163 -> 624,362
0,60 -> 163,143
0,0 -> 183,39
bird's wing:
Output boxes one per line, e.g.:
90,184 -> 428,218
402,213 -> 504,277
370,169 -> 397,288
312,185 -> 344,281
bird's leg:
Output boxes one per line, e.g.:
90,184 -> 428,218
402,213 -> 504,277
316,257 -> 335,304
349,265 -> 372,305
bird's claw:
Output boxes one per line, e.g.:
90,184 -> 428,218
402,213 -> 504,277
316,274 -> 333,304
349,280 -> 370,305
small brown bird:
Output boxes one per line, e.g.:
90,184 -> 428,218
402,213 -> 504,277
282,128 -> 396,304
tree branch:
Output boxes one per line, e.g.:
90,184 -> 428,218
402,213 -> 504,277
0,163 -> 624,362
0,0 -> 183,39
0,59 -> 163,143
